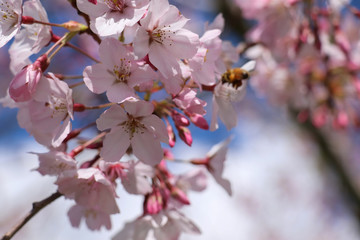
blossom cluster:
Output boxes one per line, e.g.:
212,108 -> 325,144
0,0 -> 255,238
236,0 -> 360,129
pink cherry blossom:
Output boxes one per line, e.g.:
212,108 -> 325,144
83,38 -> 157,103
76,0 -> 149,37
191,138 -> 232,196
17,73 -> 73,147
57,167 -> 119,215
58,167 -> 119,230
175,168 -> 207,193
133,0 -> 199,78
68,204 -> 112,230
8,0 -> 51,73
113,209 -> 201,240
0,0 -> 22,48
121,160 -> 154,195
188,28 -> 222,86
34,150 -> 76,177
96,99 -> 168,165
173,88 -> 207,116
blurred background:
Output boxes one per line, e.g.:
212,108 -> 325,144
1,0 -> 360,239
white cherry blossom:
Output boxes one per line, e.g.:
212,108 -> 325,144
76,0 -> 149,37
97,99 -> 168,165
0,0 -> 22,48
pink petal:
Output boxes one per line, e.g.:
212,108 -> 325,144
133,27 -> 150,59
106,82 -> 136,103
96,105 -> 127,131
215,97 -> 238,130
142,115 -> 169,143
101,127 -> 130,162
123,100 -> 154,117
132,131 -> 163,166
83,64 -> 114,94
148,43 -> 180,78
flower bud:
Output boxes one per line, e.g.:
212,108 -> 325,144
189,113 -> 209,130
9,55 -> 48,102
145,189 -> 163,215
177,126 -> 192,146
171,187 -> 190,205
62,21 -> 88,32
172,111 -> 190,127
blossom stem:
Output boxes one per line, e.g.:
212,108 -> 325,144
44,73 -> 83,80
32,19 -> 64,28
45,34 -> 68,57
69,132 -> 107,158
69,81 -> 85,88
65,42 -> 100,63
1,191 -> 62,240
84,102 -> 117,110
48,32 -> 78,61
171,159 -> 191,164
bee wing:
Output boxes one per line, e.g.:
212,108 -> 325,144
241,60 -> 256,72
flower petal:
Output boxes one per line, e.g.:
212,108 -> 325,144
100,126 -> 130,162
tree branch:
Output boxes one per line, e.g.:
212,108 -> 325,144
1,191 -> 62,240
291,109 -> 360,229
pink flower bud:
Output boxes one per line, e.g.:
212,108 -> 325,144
177,126 -> 192,146
172,111 -> 190,127
189,113 -> 209,130
171,187 -> 190,205
145,189 -> 163,215
9,55 -> 48,102
62,21 -> 88,32
166,121 -> 176,148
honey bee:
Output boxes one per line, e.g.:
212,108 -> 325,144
220,61 -> 256,89
221,68 -> 250,89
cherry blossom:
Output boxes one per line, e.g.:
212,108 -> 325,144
112,209 -> 201,240
96,99 -> 168,165
83,38 -> 157,103
58,167 -> 120,230
68,204 -> 112,230
76,0 -> 149,37
16,73 -> 73,147
0,0 -> 22,48
191,137 -> 232,195
34,150 -> 76,177
188,27 -> 222,87
133,0 -> 199,78
121,160 -> 154,195
8,0 -> 51,73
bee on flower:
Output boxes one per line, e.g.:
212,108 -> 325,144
211,60 -> 256,131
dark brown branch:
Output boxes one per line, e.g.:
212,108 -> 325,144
1,191 -> 62,240
67,0 -> 101,44
290,109 -> 360,229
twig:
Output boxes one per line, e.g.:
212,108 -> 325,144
1,191 -> 62,240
